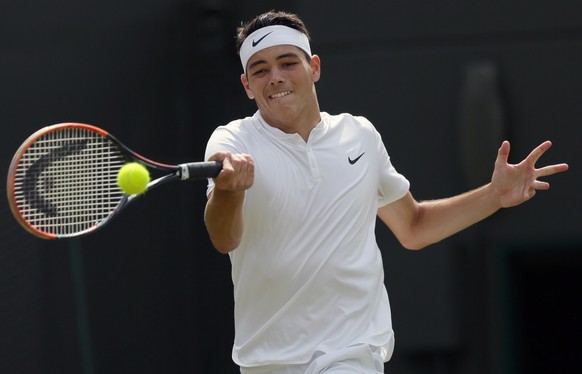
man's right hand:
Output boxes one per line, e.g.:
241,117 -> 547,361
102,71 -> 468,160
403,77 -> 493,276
209,151 -> 255,193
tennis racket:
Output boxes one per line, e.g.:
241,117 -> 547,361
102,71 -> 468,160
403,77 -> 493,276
7,123 -> 222,240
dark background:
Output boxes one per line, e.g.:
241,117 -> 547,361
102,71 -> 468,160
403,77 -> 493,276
1,1 -> 580,373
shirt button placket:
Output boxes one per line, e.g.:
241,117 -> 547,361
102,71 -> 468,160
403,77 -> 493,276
306,144 -> 320,180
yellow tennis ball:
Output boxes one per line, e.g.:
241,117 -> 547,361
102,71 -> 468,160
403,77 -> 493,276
117,162 -> 150,195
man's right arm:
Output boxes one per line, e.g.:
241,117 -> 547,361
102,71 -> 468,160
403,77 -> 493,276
204,152 -> 254,254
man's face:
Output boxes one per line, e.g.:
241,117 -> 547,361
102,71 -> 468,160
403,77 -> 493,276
240,45 -> 321,130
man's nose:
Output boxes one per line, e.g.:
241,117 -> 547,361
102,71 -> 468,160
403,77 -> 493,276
269,67 -> 284,85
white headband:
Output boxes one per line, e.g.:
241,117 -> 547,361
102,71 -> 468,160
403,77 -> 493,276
239,25 -> 311,72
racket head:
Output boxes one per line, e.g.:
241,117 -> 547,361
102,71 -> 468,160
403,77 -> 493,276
7,123 -> 135,239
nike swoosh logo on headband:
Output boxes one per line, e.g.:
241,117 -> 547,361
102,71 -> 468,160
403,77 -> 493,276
252,31 -> 273,47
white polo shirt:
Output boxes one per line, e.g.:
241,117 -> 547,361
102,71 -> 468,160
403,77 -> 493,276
205,111 -> 410,368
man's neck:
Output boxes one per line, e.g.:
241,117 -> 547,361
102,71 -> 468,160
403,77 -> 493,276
259,99 -> 321,142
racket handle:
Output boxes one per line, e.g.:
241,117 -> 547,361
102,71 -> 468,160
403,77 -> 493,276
180,161 -> 223,180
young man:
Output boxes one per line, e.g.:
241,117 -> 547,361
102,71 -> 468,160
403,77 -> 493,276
204,11 -> 568,373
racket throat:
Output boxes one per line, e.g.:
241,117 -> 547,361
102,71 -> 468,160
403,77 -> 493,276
178,164 -> 191,180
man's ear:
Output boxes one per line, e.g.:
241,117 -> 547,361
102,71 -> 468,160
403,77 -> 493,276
310,55 -> 321,83
240,73 -> 255,99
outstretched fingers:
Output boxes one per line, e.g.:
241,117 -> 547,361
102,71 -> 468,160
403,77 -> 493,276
527,141 -> 569,193
493,140 -> 568,207
524,140 -> 553,167
535,163 -> 570,178
528,141 -> 569,179
516,140 -> 569,179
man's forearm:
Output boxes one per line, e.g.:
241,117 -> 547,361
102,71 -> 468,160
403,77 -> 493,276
204,189 -> 246,254
413,183 -> 501,248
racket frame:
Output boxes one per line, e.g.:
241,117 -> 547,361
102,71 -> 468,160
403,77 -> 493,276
7,123 -> 221,239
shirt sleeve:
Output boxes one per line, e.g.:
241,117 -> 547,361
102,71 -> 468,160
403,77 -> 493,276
371,123 -> 410,207
204,122 -> 247,197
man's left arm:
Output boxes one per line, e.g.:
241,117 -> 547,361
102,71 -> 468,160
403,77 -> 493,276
378,140 -> 569,250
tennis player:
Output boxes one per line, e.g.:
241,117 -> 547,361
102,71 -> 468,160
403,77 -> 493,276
204,10 -> 568,373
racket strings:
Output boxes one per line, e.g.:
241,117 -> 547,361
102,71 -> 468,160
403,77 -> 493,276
13,127 -> 126,237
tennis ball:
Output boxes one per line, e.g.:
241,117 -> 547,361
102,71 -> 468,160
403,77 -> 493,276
117,162 -> 150,195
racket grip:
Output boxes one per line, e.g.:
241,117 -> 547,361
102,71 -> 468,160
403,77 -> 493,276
180,161 -> 223,180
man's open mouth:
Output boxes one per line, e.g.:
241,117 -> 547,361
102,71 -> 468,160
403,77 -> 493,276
269,91 -> 292,99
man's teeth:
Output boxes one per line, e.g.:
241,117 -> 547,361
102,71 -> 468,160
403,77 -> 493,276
271,91 -> 291,98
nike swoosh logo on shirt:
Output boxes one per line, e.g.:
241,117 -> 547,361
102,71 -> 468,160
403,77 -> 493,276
252,31 -> 273,47
348,152 -> 365,165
